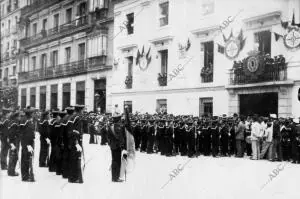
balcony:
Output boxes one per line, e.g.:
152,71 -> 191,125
125,75 -> 132,89
21,0 -> 61,17
20,16 -> 89,48
229,54 -> 287,85
201,63 -> 214,83
158,73 -> 167,86
18,58 -> 112,83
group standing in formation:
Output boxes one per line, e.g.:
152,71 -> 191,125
1,106 -> 300,184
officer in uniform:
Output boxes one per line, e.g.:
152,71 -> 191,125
48,111 -> 59,172
211,118 -> 219,157
68,105 -> 85,183
38,111 -> 50,167
0,108 -> 12,170
7,111 -> 21,176
146,119 -> 155,154
140,119 -> 148,153
202,119 -> 211,156
132,119 -> 141,150
61,107 -> 74,178
107,112 -> 126,182
20,108 -> 36,182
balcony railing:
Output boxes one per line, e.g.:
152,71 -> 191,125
125,75 -> 132,89
18,58 -> 111,83
229,54 -> 287,85
158,73 -> 167,86
21,16 -> 89,47
21,0 -> 61,16
201,64 -> 213,83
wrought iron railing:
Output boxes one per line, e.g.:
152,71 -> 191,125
21,16 -> 89,46
158,73 -> 167,86
18,58 -> 111,83
229,55 -> 288,85
21,0 -> 61,16
125,75 -> 132,89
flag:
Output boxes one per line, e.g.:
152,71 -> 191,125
136,49 -> 141,65
217,44 -> 225,54
291,11 -> 296,26
119,106 -> 136,179
274,32 -> 282,41
281,20 -> 289,29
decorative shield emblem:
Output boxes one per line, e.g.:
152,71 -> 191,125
247,56 -> 259,73
284,28 -> 300,49
225,40 -> 240,59
139,56 -> 148,71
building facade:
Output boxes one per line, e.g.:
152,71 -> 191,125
111,0 -> 300,118
0,0 -> 23,107
17,0 -> 115,112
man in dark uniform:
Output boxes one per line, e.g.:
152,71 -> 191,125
68,105 -> 85,183
55,111 -> 67,175
211,118 -> 219,157
146,119 -> 155,154
20,108 -> 36,182
132,119 -> 141,150
107,113 -> 126,182
0,108 -> 12,170
48,111 -> 59,173
220,120 -> 229,156
61,107 -> 74,178
38,111 -> 50,167
173,119 -> 181,155
7,111 -> 21,176
202,120 -> 211,156
140,119 -> 148,152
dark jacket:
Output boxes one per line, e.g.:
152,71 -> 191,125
107,122 -> 126,150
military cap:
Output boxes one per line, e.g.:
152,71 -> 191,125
52,111 -> 60,118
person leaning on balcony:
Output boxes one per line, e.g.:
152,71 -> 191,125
259,122 -> 273,160
235,115 -> 246,158
250,115 -> 261,160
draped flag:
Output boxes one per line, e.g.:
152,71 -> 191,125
119,106 -> 136,180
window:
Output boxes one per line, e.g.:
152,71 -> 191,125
126,13 -> 134,35
41,54 -> 47,68
254,30 -> 271,55
78,43 -> 85,60
76,81 -> 85,105
21,88 -> 27,108
160,50 -> 168,74
66,8 -> 72,24
8,20 -> 11,32
124,101 -> 132,113
65,47 -> 71,63
40,86 -> 46,111
62,83 -> 71,109
201,41 -> 214,83
51,50 -> 58,66
0,69 -> 2,79
202,0 -> 214,16
199,98 -> 213,117
32,23 -> 37,35
53,14 -> 59,28
12,66 -> 16,75
156,99 -> 167,114
127,56 -> 133,76
51,84 -> 58,110
30,87 -> 36,108
159,1 -> 169,27
31,56 -> 36,70
42,19 -> 47,30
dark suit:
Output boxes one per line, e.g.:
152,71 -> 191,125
0,119 -> 10,170
7,120 -> 20,175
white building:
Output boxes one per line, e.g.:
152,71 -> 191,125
111,0 -> 300,118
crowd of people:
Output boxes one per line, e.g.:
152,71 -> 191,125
1,106 -> 300,184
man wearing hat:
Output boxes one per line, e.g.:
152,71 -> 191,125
38,111 -> 50,167
20,108 -> 36,182
107,112 -> 126,182
0,108 -> 12,170
68,105 -> 85,183
7,111 -> 21,176
48,110 -> 59,173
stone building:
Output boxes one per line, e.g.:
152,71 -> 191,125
17,0 -> 115,112
0,0 -> 23,92
111,0 -> 300,117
